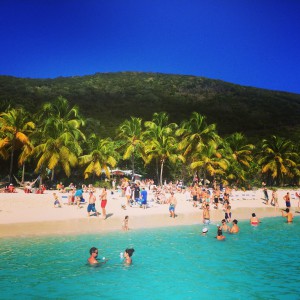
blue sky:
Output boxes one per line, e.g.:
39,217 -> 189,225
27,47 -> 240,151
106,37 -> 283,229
0,0 -> 299,94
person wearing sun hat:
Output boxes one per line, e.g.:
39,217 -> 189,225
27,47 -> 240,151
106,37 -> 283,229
202,227 -> 208,236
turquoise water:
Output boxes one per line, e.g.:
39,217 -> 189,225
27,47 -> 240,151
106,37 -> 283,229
0,217 -> 299,300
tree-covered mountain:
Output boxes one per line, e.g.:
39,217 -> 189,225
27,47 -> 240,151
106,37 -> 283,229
1,72 -> 299,140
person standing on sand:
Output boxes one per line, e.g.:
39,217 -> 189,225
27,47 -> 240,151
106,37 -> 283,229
263,187 -> 269,205
230,219 -> 239,233
99,187 -> 108,219
203,204 -> 210,224
281,208 -> 293,223
283,192 -> 291,208
191,186 -> 198,207
122,216 -> 129,231
53,192 -> 62,208
296,191 -> 300,208
225,205 -> 231,223
168,192 -> 177,218
141,187 -> 147,209
271,189 -> 279,207
125,182 -> 131,206
87,191 -> 98,217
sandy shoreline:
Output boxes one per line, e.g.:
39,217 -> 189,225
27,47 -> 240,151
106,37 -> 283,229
0,188 -> 298,238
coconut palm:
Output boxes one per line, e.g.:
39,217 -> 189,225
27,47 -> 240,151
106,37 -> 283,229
144,112 -> 178,183
117,117 -> 145,180
257,135 -> 299,186
190,142 -> 227,185
144,113 -> 184,185
176,112 -> 219,158
221,132 -> 255,186
79,134 -> 118,179
0,107 -> 35,182
224,133 -> 254,167
33,97 -> 85,180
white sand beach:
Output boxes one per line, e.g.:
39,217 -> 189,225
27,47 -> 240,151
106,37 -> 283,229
0,188 -> 299,238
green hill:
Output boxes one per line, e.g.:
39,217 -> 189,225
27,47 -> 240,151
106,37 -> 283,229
1,72 -> 300,140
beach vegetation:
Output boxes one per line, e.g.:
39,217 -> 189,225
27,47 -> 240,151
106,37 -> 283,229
257,135 -> 299,186
0,107 -> 35,183
0,72 -> 300,187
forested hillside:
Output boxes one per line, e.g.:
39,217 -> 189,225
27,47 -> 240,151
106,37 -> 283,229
1,72 -> 300,140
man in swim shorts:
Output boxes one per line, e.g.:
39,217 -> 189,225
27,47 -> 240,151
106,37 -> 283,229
168,192 -> 177,218
203,204 -> 210,224
283,192 -> 291,208
87,192 -> 98,217
100,187 -> 108,219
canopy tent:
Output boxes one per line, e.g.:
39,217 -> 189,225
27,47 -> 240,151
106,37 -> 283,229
111,169 -> 142,180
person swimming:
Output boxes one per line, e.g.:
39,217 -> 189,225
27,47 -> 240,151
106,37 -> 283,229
202,227 -> 208,236
216,227 -> 225,240
88,247 -> 99,265
250,213 -> 260,225
123,248 -> 135,265
230,219 -> 239,233
220,219 -> 230,232
281,208 -> 293,223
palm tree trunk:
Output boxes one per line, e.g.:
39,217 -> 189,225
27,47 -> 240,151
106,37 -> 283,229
156,158 -> 159,184
22,163 -> 25,183
9,138 -> 16,183
160,159 -> 164,186
51,168 -> 55,181
131,152 -> 135,181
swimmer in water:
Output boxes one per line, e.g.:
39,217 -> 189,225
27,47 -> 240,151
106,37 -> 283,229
220,219 -> 230,232
281,208 -> 293,223
216,227 -> 225,240
250,213 -> 260,225
202,227 -> 208,236
230,219 -> 239,233
88,247 -> 99,265
123,248 -> 135,265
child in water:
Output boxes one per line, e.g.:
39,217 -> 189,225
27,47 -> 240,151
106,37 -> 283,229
123,248 -> 135,265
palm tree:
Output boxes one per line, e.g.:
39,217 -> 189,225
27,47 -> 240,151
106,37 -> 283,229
33,97 -> 85,181
144,113 -> 183,185
190,142 -> 227,185
176,112 -> 220,183
79,135 -> 118,179
257,135 -> 299,186
176,112 -> 219,158
144,112 -> 177,183
224,133 -> 254,168
0,107 -> 35,183
221,132 -> 255,186
117,117 -> 145,180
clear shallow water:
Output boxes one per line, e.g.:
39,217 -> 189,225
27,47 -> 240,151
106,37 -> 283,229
0,216 -> 299,300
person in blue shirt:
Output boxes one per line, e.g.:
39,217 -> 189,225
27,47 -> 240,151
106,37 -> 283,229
141,187 -> 148,209
75,188 -> 83,208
